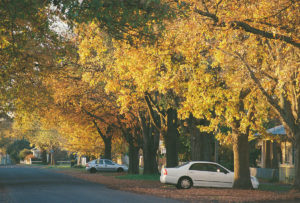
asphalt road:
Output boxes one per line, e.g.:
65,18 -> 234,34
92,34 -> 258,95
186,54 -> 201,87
0,165 -> 181,203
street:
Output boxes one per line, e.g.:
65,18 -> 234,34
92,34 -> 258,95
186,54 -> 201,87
0,166 -> 180,203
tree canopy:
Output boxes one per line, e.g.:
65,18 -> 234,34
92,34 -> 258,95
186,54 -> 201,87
1,0 -> 299,189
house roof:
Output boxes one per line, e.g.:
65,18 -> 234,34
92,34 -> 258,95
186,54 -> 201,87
267,125 -> 286,135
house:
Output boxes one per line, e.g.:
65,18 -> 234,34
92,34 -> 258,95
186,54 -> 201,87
0,153 -> 11,165
256,125 -> 295,183
31,148 -> 42,159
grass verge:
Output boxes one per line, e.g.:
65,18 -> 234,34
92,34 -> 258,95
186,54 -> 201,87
42,165 -> 86,171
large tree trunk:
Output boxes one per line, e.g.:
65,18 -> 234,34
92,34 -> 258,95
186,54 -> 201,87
264,140 -> 272,168
271,141 -> 278,169
128,140 -> 140,174
190,130 -> 212,161
164,108 -> 179,168
103,136 -> 112,160
141,119 -> 159,175
189,116 -> 213,161
51,152 -> 55,165
232,132 -> 253,189
144,94 -> 179,168
93,121 -> 113,160
41,150 -> 47,164
190,129 -> 202,160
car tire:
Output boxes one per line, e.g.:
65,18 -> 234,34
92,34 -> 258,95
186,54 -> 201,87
90,168 -> 97,173
177,177 -> 192,189
117,168 -> 124,172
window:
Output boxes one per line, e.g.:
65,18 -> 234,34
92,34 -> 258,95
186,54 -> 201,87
105,160 -> 114,165
206,164 -> 219,172
213,165 -> 228,173
95,159 -> 104,164
206,164 -> 227,173
189,163 -> 228,173
189,163 -> 207,171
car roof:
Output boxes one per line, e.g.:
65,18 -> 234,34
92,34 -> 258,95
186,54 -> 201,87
91,159 -> 113,161
189,161 -> 219,164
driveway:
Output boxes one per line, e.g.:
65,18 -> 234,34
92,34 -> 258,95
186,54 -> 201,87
0,165 -> 180,203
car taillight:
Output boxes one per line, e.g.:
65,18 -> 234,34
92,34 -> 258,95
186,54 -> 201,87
163,168 -> 167,175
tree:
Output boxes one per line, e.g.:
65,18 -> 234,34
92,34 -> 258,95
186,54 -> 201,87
56,0 -> 172,43
75,22 -> 160,172
19,148 -> 33,161
144,92 -> 180,167
178,0 -> 299,189
185,115 -> 213,161
6,139 -> 31,163
119,122 -> 142,174
138,111 -> 160,174
0,0 -> 63,115
12,113 -> 65,165
0,112 -> 13,155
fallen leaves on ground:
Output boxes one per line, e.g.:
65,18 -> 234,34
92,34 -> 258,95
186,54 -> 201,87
55,169 -> 300,202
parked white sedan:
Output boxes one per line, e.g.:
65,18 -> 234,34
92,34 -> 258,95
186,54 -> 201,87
86,159 -> 128,173
160,161 -> 259,189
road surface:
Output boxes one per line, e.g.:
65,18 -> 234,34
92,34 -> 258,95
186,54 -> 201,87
0,165 -> 180,203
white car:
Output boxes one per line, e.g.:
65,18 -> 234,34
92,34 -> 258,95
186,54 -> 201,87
160,161 -> 259,189
86,159 -> 128,173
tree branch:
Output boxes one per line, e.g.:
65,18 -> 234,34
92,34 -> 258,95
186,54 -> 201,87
145,92 -> 165,118
92,120 -> 106,141
144,93 -> 162,132
194,8 -> 219,24
82,107 -> 107,124
235,53 -> 285,117
231,21 -> 299,48
192,5 -> 300,48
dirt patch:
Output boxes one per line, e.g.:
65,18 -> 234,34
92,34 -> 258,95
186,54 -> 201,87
55,169 -> 300,202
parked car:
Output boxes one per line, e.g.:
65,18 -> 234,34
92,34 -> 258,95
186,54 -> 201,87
86,159 -> 128,173
160,161 -> 259,189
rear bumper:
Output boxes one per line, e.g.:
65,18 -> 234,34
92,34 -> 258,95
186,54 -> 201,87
160,175 -> 178,185
160,175 -> 166,183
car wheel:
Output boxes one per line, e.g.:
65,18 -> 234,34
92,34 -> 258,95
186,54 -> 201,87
177,177 -> 192,189
117,168 -> 124,172
90,168 -> 97,173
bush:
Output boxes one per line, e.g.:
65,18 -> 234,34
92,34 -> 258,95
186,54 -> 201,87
70,160 -> 76,167
6,139 -> 31,163
19,148 -> 33,160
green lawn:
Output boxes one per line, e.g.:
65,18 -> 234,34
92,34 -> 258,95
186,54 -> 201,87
44,165 -> 71,169
116,174 -> 160,181
41,165 -> 86,171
